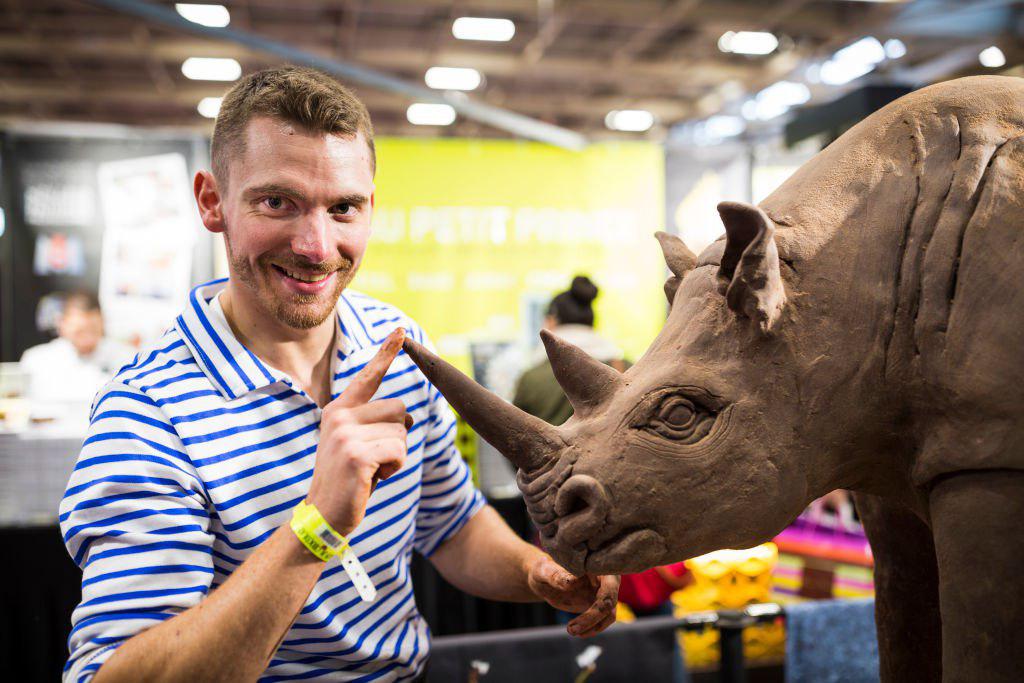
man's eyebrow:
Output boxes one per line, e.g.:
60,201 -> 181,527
330,192 -> 370,206
242,184 -> 368,207
243,183 -> 309,203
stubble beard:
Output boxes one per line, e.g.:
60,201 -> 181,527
225,234 -> 357,330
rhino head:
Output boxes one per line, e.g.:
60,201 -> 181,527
404,200 -> 876,575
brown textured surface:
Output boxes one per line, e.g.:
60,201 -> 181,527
405,76 -> 1024,679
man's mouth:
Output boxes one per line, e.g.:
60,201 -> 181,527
270,263 -> 338,294
272,264 -> 332,283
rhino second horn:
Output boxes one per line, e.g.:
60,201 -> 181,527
540,329 -> 621,416
655,231 -> 697,277
655,231 -> 697,305
402,338 -> 562,472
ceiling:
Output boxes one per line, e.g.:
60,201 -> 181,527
0,0 -> 1020,142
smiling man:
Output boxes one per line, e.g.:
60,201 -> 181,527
59,67 -> 619,682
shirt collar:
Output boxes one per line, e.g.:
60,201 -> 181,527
176,278 -> 353,401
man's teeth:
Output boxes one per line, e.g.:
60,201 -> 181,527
282,268 -> 330,283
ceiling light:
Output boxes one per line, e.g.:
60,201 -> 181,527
820,59 -> 874,85
175,3 -> 230,28
425,67 -> 482,91
819,37 -> 885,86
452,17 -> 515,42
197,97 -> 222,118
718,31 -> 779,56
979,46 -> 1006,68
605,110 -> 655,132
835,36 -> 886,66
407,103 -> 456,126
703,115 -> 745,139
744,81 -> 810,121
181,57 -> 241,81
883,39 -> 906,60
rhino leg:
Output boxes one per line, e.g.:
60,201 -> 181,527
855,493 -> 942,682
929,470 -> 1024,683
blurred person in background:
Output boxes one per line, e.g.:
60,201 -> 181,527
513,275 -> 627,425
20,291 -> 133,405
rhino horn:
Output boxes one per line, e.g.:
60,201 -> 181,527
540,329 -> 621,416
402,337 -> 562,472
716,201 -> 787,333
655,231 -> 698,305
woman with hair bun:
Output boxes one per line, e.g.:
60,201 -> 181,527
512,275 -> 628,426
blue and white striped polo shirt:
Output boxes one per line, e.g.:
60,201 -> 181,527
59,278 -> 485,682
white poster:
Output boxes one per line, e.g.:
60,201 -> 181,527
97,153 -> 197,346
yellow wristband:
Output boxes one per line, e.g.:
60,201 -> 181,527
290,501 -> 349,562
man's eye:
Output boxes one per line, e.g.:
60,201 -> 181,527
634,393 -> 716,444
332,203 -> 353,215
263,196 -> 288,211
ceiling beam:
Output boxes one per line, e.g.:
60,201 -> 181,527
613,0 -> 702,63
78,0 -> 588,149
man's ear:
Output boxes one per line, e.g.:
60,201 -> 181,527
716,201 -> 786,333
194,170 -> 226,234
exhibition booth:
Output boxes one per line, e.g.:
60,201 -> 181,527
4,1 -> 1021,681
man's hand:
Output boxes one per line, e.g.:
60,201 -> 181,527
527,555 -> 620,638
306,328 -> 410,537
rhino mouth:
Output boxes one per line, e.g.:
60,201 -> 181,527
580,527 -> 667,575
549,526 -> 668,576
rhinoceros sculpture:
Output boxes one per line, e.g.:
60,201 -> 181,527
402,76 -> 1024,681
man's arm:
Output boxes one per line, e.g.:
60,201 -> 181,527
95,526 -> 324,682
430,505 -> 620,637
90,330 -> 410,682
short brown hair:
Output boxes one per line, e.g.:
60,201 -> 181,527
63,291 -> 102,315
211,66 -> 375,185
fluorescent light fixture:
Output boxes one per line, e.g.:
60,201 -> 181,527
407,103 -> 456,126
703,115 -> 746,139
197,97 -> 222,119
744,81 -> 810,121
181,57 -> 241,81
718,31 -> 779,56
175,3 -> 230,27
835,36 -> 886,66
884,38 -> 906,60
425,67 -> 482,91
820,59 -> 874,85
452,17 -> 515,42
605,109 -> 655,132
819,36 -> 885,86
979,46 -> 1006,68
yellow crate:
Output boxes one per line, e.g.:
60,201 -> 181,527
671,543 -> 783,665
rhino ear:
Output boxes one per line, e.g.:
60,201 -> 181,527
716,201 -> 786,332
655,231 -> 697,305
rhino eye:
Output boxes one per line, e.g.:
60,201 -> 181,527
639,393 -> 715,443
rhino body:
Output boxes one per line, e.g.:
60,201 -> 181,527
404,76 -> 1024,681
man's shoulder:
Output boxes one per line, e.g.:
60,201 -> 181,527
19,338 -> 64,366
341,289 -> 428,343
107,327 -> 199,396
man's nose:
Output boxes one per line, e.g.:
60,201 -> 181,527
291,214 -> 332,263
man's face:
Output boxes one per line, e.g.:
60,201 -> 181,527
59,307 -> 103,357
219,117 -> 375,329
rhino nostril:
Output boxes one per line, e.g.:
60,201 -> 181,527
554,475 -> 609,522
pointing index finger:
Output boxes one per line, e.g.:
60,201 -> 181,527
335,328 -> 405,408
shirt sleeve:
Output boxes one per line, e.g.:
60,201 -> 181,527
411,334 -> 486,557
59,381 -> 214,683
